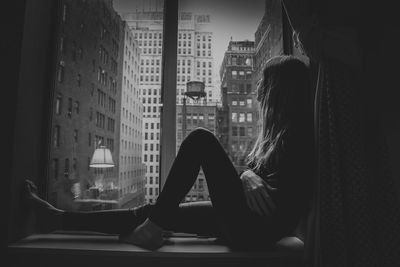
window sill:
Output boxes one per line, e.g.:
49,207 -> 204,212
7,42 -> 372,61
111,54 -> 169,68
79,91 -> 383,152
8,233 -> 305,267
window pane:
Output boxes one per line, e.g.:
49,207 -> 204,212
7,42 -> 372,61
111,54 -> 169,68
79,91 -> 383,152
178,0 -> 283,204
47,0 -> 164,211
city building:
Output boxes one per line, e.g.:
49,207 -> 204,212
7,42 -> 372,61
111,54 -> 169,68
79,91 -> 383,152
216,87 -> 230,155
219,40 -> 258,173
254,0 -> 283,81
253,0 -> 283,134
122,10 -> 219,203
117,22 -> 146,208
49,0 -> 124,210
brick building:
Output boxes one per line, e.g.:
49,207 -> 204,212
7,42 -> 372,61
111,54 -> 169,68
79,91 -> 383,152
219,41 -> 258,173
48,0 -> 124,210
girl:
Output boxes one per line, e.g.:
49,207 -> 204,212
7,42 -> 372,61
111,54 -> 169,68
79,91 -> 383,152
26,55 -> 314,251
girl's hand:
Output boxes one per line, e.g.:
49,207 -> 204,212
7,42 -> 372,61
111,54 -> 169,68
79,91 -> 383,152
240,170 -> 276,216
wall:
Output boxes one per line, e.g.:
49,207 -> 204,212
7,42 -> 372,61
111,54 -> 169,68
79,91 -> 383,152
7,0 -> 58,242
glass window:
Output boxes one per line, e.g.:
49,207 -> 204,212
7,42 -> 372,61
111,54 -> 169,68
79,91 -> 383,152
232,70 -> 237,79
246,98 -> 252,107
246,113 -> 253,122
55,94 -> 62,115
231,112 -> 238,122
45,0 -> 166,211
44,0 -> 282,209
239,113 -> 245,122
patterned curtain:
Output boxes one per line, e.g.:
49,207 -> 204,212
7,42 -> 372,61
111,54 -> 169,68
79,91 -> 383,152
308,58 -> 400,266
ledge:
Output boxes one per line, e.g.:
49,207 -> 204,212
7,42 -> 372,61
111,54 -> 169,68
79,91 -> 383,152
8,233 -> 306,267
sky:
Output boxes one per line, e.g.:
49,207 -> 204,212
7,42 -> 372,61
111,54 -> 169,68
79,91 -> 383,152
113,0 -> 265,82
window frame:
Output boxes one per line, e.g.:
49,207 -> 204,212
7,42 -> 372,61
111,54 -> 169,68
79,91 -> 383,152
8,0 -> 293,247
159,0 -> 178,189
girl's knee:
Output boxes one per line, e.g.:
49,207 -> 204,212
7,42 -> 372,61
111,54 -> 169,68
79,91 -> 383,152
189,127 -> 215,140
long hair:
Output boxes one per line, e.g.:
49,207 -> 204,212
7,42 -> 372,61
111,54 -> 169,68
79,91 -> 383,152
246,55 -> 310,172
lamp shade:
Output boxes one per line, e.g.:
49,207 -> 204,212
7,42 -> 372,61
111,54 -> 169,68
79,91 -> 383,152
90,146 -> 115,168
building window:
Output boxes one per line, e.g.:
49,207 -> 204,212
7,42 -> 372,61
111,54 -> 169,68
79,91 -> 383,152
73,129 -> 78,143
232,70 -> 237,79
60,36 -> 66,54
72,158 -> 77,172
74,101 -> 80,114
246,98 -> 252,107
232,126 -> 238,136
64,158 -> 69,178
57,61 -> 65,82
246,83 -> 252,93
55,94 -> 62,115
54,125 -> 60,148
52,158 -> 59,180
248,127 -> 253,137
240,127 -> 245,136
231,112 -> 237,122
77,74 -> 81,86
246,113 -> 253,122
239,113 -> 245,123
62,4 -> 68,23
67,98 -> 72,117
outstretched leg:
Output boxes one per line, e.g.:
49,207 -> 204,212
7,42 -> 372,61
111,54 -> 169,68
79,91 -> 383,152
26,179 -> 219,237
25,179 -> 147,234
25,180 -> 64,232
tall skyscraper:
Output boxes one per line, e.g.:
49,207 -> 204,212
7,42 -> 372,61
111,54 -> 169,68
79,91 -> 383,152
220,40 -> 258,173
117,22 -> 146,208
122,11 -> 219,203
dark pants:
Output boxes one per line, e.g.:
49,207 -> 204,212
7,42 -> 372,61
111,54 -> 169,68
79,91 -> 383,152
63,128 -> 274,250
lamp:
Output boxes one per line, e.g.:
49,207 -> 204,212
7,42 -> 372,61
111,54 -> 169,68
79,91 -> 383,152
89,146 -> 115,168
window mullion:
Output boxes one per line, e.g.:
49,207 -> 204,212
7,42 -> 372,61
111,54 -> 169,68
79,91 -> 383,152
159,0 -> 178,190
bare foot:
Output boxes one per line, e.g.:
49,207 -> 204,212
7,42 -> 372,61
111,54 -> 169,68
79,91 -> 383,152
25,180 -> 63,232
119,218 -> 164,250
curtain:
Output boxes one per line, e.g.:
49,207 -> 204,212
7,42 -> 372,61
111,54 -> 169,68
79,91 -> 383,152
282,0 -> 400,266
313,58 -> 400,266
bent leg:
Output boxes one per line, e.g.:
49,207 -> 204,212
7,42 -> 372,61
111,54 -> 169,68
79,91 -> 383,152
165,201 -> 220,237
26,179 -> 220,237
149,128 -> 252,246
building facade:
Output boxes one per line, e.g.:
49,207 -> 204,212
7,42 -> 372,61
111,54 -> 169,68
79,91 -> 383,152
49,0 -> 124,211
253,0 -> 284,134
254,0 -> 283,81
219,41 -> 258,173
117,22 -> 146,208
122,11 -> 219,203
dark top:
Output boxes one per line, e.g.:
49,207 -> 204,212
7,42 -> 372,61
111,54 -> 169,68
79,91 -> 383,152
244,123 -> 315,240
